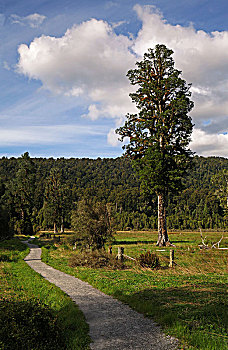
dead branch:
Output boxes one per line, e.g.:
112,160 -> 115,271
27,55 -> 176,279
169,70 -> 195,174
199,229 -> 226,249
199,229 -> 209,249
123,254 -> 137,261
211,235 -> 224,249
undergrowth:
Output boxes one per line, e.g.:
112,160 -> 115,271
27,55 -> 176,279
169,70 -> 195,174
69,249 -> 126,269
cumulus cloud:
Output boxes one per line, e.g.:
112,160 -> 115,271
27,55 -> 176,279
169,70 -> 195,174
10,13 -> 46,28
17,18 -> 136,120
16,5 -> 228,156
190,129 -> 228,157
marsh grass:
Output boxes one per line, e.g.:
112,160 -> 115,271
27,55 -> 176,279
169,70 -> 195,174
0,239 -> 90,349
40,230 -> 228,350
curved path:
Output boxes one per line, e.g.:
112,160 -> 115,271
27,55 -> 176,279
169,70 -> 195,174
23,240 -> 179,350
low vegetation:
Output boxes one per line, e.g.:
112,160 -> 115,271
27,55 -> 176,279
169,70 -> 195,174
69,249 -> 125,269
40,230 -> 228,350
0,238 -> 90,350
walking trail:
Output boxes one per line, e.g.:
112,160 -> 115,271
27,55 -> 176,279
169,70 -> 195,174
23,239 -> 179,350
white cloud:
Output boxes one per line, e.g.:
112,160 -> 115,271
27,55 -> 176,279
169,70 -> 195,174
107,128 -> 119,146
190,129 -> 228,157
17,18 -> 136,121
3,61 -> 10,71
0,124 -> 104,146
16,6 -> 228,156
111,20 -> 127,29
10,13 -> 46,28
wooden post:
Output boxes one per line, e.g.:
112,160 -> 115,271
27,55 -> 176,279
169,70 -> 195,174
108,246 -> 112,254
169,249 -> 174,267
58,236 -> 60,242
118,247 -> 124,261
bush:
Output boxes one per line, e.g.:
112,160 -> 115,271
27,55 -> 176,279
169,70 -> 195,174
137,251 -> 160,268
71,200 -> 114,250
69,250 -> 125,269
0,299 -> 65,350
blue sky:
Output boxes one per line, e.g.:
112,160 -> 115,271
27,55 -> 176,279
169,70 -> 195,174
1,0 -> 228,158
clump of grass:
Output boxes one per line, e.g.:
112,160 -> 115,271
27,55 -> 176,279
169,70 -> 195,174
69,250 -> 126,269
137,251 -> 160,268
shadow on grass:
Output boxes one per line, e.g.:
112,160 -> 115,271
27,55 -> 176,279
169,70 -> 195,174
0,299 -> 65,350
0,239 -> 28,252
114,282 -> 228,349
113,240 -> 156,245
169,240 -> 196,244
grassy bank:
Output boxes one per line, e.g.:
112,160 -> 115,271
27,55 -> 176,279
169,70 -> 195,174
41,230 -> 228,350
0,238 -> 90,350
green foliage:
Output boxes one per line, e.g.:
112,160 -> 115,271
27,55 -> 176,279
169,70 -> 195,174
116,45 -> 194,196
71,199 -> 113,250
137,251 -> 160,268
0,154 -> 228,233
43,167 -> 70,232
8,152 -> 36,235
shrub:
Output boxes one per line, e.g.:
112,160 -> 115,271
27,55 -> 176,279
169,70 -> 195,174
71,200 -> 114,250
69,250 -> 125,269
0,299 -> 65,350
137,251 -> 160,268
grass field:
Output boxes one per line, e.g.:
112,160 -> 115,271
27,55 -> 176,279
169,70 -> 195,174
40,230 -> 228,350
0,238 -> 90,350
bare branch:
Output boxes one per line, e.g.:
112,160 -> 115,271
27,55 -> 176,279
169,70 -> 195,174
211,236 -> 224,249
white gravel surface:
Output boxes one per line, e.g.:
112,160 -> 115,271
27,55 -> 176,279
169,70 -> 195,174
23,240 -> 179,350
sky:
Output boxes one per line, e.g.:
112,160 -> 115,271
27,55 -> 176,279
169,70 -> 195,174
1,0 -> 228,159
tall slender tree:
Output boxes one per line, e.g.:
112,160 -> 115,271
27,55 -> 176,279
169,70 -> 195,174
10,152 -> 35,235
116,44 -> 194,246
43,167 -> 69,233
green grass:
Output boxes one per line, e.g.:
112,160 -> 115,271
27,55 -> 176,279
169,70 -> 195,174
40,231 -> 228,350
0,238 -> 90,350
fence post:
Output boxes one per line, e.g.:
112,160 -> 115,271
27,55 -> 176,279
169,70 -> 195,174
118,247 -> 124,261
169,249 -> 174,267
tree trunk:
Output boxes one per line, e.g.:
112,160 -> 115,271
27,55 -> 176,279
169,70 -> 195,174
157,193 -> 169,246
60,223 -> 64,233
54,222 -> 58,234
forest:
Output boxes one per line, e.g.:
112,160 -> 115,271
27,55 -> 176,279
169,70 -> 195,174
0,152 -> 228,240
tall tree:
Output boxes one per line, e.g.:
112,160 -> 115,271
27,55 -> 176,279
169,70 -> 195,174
116,45 -> 194,246
43,167 -> 69,233
10,152 -> 35,235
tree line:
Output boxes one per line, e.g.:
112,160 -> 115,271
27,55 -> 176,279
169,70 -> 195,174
0,152 -> 227,240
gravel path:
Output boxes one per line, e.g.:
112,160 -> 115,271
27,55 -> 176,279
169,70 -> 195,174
23,240 -> 179,350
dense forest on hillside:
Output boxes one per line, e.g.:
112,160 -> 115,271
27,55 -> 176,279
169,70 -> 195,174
0,153 -> 228,239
